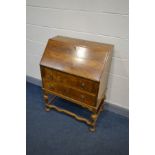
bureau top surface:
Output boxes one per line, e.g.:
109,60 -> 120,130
40,36 -> 113,82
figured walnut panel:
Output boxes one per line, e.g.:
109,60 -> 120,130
40,36 -> 113,81
43,78 -> 97,106
42,67 -> 99,95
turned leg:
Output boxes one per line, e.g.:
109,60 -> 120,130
89,95 -> 106,131
43,92 -> 50,112
89,113 -> 98,132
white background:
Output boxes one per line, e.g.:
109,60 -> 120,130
0,0 -> 155,155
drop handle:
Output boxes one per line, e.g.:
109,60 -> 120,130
81,95 -> 85,99
81,82 -> 85,87
49,83 -> 54,89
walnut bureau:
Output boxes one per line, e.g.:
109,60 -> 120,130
40,36 -> 113,131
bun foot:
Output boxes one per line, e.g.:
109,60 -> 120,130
45,107 -> 50,112
89,126 -> 96,132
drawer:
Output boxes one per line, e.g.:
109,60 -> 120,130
42,67 -> 99,94
44,81 -> 96,106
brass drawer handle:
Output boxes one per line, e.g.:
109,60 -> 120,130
49,83 -> 54,89
81,82 -> 85,87
81,95 -> 85,99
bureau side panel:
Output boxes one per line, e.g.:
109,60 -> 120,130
97,50 -> 113,107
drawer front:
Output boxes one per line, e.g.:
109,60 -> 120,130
43,81 -> 96,106
42,67 -> 98,94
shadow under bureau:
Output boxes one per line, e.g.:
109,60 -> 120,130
40,36 -> 113,131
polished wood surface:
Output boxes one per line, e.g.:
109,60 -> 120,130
42,67 -> 99,94
40,36 -> 113,131
40,36 -> 113,81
